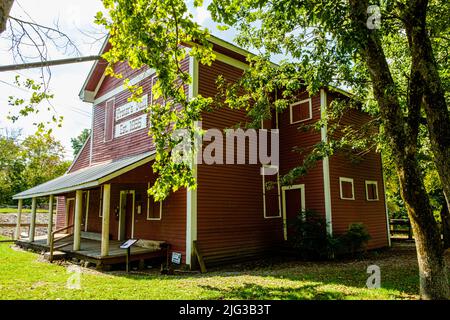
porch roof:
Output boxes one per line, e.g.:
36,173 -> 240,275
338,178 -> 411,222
13,151 -> 156,200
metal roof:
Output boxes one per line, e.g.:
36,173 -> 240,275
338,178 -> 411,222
13,151 -> 155,200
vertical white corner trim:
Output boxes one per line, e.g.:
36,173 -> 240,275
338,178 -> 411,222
380,156 -> 392,246
186,56 -> 199,266
320,89 -> 333,235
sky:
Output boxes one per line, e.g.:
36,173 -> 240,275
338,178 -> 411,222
0,0 -> 237,159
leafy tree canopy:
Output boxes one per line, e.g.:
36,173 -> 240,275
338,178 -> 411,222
71,128 -> 91,157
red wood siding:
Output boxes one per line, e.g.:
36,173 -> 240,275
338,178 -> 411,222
68,137 -> 91,173
278,92 -> 326,218
197,60 -> 284,265
55,196 -> 66,230
326,91 -> 389,249
90,58 -> 189,164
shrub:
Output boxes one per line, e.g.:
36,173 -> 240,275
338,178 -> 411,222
289,210 -> 371,259
338,223 -> 372,257
288,209 -> 336,260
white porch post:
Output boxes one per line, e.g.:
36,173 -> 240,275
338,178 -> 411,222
14,199 -> 23,240
46,195 -> 54,245
101,184 -> 111,257
73,190 -> 83,251
29,197 -> 37,242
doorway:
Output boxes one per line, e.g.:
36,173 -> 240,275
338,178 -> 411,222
118,190 -> 135,241
65,198 -> 75,230
281,184 -> 305,240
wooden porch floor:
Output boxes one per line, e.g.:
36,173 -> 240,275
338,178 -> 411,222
15,235 -> 167,267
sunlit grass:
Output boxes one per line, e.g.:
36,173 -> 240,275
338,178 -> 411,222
0,208 -> 48,214
0,239 -> 424,300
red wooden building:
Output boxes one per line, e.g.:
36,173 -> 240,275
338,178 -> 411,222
13,36 -> 390,268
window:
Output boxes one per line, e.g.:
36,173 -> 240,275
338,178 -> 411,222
365,180 -> 379,201
147,183 -> 162,220
104,99 -> 115,142
262,169 -> 281,218
339,177 -> 355,200
290,98 -> 312,124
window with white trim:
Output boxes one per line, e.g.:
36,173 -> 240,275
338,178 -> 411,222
262,168 -> 281,218
147,183 -> 162,220
365,180 -> 379,201
339,177 -> 355,200
290,98 -> 312,124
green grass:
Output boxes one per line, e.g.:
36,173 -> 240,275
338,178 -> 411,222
0,208 -> 48,214
0,238 -> 430,300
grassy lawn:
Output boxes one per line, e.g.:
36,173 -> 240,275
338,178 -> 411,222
0,208 -> 48,214
0,239 -> 443,300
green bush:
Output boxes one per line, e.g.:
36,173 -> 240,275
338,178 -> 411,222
338,223 -> 371,257
289,210 -> 371,259
288,209 -> 336,260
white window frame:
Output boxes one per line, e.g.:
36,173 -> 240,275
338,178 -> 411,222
262,167 -> 282,219
339,177 -> 355,200
289,98 -> 313,124
104,98 -> 115,142
146,182 -> 163,220
365,180 -> 379,201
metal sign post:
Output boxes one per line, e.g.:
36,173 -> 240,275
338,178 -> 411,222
120,239 -> 138,272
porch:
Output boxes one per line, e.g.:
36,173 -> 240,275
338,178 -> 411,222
11,151 -> 172,267
16,233 -> 168,268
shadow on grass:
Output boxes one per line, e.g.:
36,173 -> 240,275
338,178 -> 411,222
198,282 -> 346,300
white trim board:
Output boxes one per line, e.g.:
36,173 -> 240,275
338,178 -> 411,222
185,56 -> 199,267
93,68 -> 156,106
320,89 -> 333,235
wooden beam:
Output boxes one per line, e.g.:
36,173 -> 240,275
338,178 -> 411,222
73,190 -> 83,251
0,55 -> 101,72
14,198 -> 22,240
101,184 -> 111,257
46,195 -> 54,245
29,197 -> 37,242
193,240 -> 207,273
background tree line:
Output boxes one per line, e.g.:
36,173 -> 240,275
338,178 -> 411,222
0,128 -> 89,207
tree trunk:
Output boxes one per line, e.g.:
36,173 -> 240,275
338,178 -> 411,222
405,0 -> 450,215
440,202 -> 450,249
348,0 -> 450,299
398,159 -> 449,299
0,0 -> 14,34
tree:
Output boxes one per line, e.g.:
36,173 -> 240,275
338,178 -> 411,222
207,0 -> 450,299
99,0 -> 449,299
20,132 -> 70,189
0,130 -> 70,206
0,132 -> 23,205
71,128 -> 90,157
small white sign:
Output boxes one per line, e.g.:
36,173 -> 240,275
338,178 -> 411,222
171,252 -> 182,265
115,95 -> 148,121
115,114 -> 148,138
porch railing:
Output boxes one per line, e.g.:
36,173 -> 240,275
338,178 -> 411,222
48,224 -> 75,262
